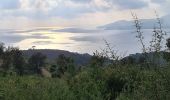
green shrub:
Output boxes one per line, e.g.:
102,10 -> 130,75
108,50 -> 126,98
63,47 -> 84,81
70,70 -> 104,100
0,76 -> 75,100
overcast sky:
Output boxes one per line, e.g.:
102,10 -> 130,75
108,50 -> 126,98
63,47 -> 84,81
0,0 -> 169,29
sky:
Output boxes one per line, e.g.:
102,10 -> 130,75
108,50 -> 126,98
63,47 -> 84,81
0,0 -> 169,29
0,0 -> 169,54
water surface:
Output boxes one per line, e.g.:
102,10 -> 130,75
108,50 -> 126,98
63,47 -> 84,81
0,27 -> 169,55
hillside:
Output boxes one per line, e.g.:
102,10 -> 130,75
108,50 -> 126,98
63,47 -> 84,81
121,52 -> 168,66
22,49 -> 92,65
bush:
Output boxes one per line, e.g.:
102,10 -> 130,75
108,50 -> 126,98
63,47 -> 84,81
70,69 -> 104,100
0,76 -> 75,100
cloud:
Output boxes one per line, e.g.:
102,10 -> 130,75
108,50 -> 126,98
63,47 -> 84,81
53,28 -> 98,33
0,29 -> 39,34
70,0 -> 92,3
0,0 -> 149,20
0,0 -> 20,9
32,41 -> 73,45
105,0 -> 148,9
0,31 -> 51,43
32,41 -> 56,45
151,0 -> 167,4
48,5 -> 94,18
20,0 -> 57,10
0,0 -> 160,21
0,28 -> 52,34
150,0 -> 170,15
0,0 -> 95,19
70,36 -> 100,43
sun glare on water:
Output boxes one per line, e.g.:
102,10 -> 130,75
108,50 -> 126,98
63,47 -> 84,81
14,27 -> 77,51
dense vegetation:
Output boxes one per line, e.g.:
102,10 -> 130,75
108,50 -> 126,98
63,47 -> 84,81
0,14 -> 170,100
0,66 -> 170,100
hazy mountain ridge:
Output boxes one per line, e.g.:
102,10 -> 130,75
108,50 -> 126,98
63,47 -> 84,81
122,52 -> 168,65
22,49 -> 92,66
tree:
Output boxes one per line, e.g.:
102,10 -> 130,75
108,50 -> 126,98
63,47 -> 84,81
50,54 -> 75,78
28,52 -> 47,74
90,51 -> 106,67
11,48 -> 25,76
0,42 -> 5,56
164,38 -> 170,62
50,65 -> 60,78
0,47 -> 26,76
1,47 -> 13,76
66,58 -> 76,77
0,42 -> 5,74
166,38 -> 170,50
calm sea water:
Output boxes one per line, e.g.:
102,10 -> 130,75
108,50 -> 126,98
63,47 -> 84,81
0,28 -> 169,56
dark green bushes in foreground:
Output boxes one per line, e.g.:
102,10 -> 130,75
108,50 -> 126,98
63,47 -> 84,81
0,76 -> 74,100
0,65 -> 170,100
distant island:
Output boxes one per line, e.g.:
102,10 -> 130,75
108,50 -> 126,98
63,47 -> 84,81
98,14 -> 170,30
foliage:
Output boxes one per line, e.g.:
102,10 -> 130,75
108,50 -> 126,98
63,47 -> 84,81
11,48 -> 26,76
0,65 -> 170,100
90,50 -> 106,67
50,54 -> 76,78
0,76 -> 75,100
70,69 -> 104,100
28,52 -> 47,74
131,12 -> 168,69
0,46 -> 26,76
166,38 -> 170,49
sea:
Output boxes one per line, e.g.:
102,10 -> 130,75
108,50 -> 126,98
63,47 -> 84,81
0,27 -> 169,56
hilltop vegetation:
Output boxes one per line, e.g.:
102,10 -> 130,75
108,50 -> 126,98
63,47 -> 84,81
22,49 -> 91,65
